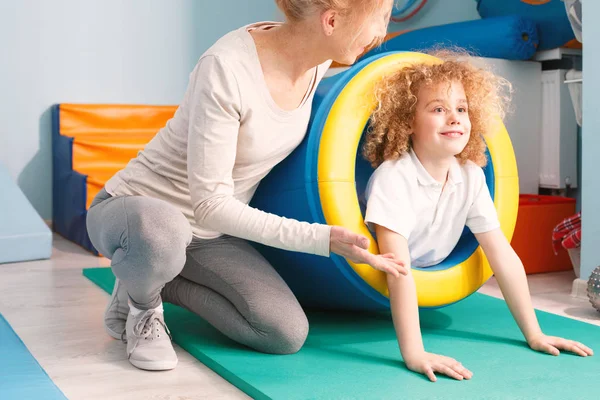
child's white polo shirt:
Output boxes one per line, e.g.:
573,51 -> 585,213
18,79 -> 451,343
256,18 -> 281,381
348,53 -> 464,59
364,149 -> 500,267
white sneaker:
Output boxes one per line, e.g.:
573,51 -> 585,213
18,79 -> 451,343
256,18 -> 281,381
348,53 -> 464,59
104,279 -> 129,340
125,304 -> 178,371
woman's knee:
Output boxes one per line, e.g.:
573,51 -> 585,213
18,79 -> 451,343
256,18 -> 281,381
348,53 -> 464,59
254,306 -> 309,355
132,201 -> 191,251
124,198 -> 192,270
272,314 -> 309,354
86,196 -> 120,258
90,196 -> 192,276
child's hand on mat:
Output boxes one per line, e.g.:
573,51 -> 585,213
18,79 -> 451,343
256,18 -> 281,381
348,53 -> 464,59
329,226 -> 407,277
527,334 -> 594,357
405,352 -> 473,382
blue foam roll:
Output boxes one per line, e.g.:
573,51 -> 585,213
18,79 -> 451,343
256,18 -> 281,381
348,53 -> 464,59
477,0 -> 574,51
362,16 -> 538,61
249,52 -> 495,311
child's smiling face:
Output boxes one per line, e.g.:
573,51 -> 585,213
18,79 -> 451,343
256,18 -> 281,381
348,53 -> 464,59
410,80 -> 472,161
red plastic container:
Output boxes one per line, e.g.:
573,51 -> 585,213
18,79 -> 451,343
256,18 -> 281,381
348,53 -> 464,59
510,195 -> 576,275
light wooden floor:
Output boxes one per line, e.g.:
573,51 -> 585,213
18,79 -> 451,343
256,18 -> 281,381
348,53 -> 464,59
1,235 -> 599,400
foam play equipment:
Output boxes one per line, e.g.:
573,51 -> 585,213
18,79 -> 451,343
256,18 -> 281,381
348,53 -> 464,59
251,52 -> 519,311
477,0 -> 574,50
52,104 -> 177,254
0,163 -> 52,264
0,314 -> 68,399
54,54 -> 518,311
361,16 -> 539,61
85,267 -> 600,400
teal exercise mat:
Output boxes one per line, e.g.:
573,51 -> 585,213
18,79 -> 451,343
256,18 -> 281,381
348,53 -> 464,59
84,267 -> 600,400
0,314 -> 68,400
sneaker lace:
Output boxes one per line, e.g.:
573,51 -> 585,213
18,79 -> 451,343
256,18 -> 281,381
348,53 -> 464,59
121,309 -> 172,343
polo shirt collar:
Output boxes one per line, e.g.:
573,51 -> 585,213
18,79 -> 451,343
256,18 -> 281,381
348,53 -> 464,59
409,148 -> 463,187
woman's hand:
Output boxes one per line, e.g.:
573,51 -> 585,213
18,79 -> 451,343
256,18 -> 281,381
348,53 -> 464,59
528,334 -> 594,357
329,226 -> 407,277
404,351 -> 473,382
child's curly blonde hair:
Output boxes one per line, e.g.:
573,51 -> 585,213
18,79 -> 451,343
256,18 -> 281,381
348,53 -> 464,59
362,50 -> 512,168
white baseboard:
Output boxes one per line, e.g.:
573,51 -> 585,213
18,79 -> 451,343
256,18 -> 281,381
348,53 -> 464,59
571,278 -> 588,299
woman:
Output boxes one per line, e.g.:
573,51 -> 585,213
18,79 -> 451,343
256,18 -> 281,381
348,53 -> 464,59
87,0 -> 402,371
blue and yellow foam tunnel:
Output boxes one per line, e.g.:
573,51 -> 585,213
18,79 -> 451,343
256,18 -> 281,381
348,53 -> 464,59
250,52 -> 519,312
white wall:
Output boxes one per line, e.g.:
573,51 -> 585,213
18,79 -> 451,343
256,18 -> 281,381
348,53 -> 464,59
0,0 -> 279,220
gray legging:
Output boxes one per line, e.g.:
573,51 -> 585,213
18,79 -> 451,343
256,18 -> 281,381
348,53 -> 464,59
86,189 -> 309,354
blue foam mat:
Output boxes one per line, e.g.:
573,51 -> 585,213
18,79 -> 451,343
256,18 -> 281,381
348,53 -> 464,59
0,314 -> 68,399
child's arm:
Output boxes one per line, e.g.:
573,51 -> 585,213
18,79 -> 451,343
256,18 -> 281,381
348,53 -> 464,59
376,224 -> 473,382
475,229 -> 593,357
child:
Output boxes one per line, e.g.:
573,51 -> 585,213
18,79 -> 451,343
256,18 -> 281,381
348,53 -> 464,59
362,51 -> 593,382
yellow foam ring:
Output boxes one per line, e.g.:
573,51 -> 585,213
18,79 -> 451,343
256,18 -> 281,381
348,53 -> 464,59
497,176 -> 520,240
317,52 -> 519,306
486,118 -> 519,179
414,248 -> 490,307
485,118 -> 520,241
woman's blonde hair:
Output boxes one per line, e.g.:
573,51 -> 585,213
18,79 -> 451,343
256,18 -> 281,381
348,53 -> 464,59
275,0 -> 384,21
362,50 -> 512,168
275,0 -> 391,54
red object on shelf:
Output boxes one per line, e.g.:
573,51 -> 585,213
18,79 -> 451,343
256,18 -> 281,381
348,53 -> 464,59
510,195 -> 576,274
552,212 -> 581,252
